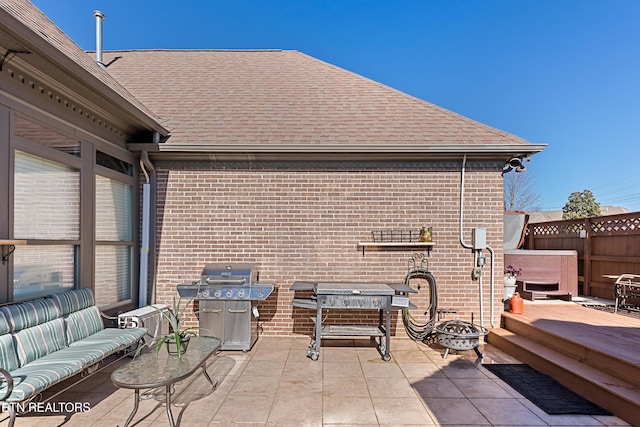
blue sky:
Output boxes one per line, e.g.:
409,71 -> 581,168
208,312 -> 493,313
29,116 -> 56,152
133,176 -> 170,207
31,0 -> 640,212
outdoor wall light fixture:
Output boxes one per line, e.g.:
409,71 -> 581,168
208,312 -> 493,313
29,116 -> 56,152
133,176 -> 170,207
502,156 -> 527,176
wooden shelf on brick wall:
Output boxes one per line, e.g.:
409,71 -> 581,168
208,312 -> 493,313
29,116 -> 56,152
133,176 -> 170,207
357,242 -> 434,257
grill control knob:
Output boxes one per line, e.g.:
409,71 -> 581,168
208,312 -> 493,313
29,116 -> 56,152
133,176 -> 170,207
372,299 -> 380,307
344,299 -> 350,307
213,290 -> 222,298
328,298 -> 335,306
358,299 -> 364,307
237,289 -> 245,298
226,290 -> 233,298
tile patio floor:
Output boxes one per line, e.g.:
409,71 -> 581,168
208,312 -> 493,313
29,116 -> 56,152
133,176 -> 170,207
1,336 -> 631,426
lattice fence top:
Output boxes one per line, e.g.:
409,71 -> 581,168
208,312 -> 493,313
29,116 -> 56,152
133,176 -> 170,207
529,212 -> 640,237
591,216 -> 640,235
532,222 -> 584,236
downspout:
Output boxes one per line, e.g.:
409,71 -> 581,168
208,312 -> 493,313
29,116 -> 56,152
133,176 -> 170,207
139,148 -> 156,307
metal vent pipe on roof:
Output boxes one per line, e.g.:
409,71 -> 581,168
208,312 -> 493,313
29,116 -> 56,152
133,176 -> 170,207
94,10 -> 105,68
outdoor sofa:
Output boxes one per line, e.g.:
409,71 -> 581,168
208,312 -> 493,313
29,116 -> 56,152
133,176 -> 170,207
0,288 -> 146,427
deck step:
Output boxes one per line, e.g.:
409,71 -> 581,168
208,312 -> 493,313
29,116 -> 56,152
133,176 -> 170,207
488,327 -> 640,425
501,311 -> 640,387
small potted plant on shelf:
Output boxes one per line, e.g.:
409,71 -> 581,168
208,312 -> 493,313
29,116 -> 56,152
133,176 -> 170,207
503,264 -> 522,300
136,297 -> 197,362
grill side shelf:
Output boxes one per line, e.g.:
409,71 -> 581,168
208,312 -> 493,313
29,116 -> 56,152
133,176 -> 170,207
291,298 -> 317,310
290,281 -> 316,291
387,283 -> 418,294
176,284 -> 201,298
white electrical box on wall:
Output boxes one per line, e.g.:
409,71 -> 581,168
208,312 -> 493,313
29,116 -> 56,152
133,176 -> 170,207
472,227 -> 487,250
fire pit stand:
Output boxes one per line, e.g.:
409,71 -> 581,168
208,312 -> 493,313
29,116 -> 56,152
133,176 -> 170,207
434,319 -> 488,359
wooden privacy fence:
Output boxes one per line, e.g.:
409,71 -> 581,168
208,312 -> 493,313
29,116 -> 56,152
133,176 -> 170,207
524,211 -> 640,300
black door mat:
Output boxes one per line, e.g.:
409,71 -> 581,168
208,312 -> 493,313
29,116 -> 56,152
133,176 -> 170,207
484,363 -> 611,415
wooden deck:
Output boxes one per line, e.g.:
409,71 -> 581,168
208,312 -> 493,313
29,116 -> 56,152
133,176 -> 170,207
488,303 -> 640,425
503,303 -> 640,368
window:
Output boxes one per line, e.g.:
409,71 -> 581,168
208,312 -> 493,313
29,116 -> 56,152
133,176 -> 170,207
6,112 -> 139,307
13,245 -> 76,301
14,151 -> 80,239
97,150 -> 133,176
95,246 -> 132,305
94,174 -> 134,305
13,150 -> 79,300
15,114 -> 80,157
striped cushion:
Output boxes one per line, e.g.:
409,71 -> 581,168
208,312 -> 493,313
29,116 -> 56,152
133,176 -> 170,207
0,333 -> 19,372
13,318 -> 66,367
0,298 -> 61,332
47,288 -> 94,315
27,346 -> 100,370
0,359 -> 81,402
64,306 -> 103,344
69,327 -> 146,350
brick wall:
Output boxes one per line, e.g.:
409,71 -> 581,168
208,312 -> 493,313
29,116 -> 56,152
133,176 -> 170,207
152,159 -> 505,337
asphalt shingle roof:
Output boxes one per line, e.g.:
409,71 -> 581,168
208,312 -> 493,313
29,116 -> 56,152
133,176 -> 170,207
103,49 -> 535,150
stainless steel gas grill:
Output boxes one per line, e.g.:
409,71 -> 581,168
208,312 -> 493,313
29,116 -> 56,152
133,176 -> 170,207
177,263 -> 275,351
291,281 -> 415,361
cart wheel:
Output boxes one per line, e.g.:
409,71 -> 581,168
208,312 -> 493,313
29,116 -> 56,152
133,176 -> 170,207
382,354 -> 391,362
310,352 -> 319,361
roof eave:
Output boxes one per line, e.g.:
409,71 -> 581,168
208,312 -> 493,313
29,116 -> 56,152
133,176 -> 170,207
148,143 -> 546,161
0,7 -> 169,137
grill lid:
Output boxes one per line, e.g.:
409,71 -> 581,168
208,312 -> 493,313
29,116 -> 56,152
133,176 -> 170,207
315,282 -> 395,295
200,263 -> 255,286
177,263 -> 276,300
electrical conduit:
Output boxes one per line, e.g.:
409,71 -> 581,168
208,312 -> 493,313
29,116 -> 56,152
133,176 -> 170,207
459,155 -> 494,327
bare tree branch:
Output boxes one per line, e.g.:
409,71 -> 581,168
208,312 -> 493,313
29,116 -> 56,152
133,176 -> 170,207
503,169 -> 542,212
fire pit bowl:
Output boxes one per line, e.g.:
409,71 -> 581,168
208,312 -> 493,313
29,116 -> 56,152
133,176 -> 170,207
434,319 -> 488,358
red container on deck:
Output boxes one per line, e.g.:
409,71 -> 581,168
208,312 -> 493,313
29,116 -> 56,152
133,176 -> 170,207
509,292 -> 524,314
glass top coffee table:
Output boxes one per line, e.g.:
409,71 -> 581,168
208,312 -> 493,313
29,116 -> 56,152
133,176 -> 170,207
112,336 -> 222,427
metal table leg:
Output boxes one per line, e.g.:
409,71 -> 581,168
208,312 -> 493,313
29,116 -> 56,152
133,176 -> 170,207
375,307 -> 392,361
165,384 -> 175,427
201,363 -> 218,388
384,306 -> 391,361
123,389 -> 140,427
377,308 -> 384,356
309,304 -> 322,360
